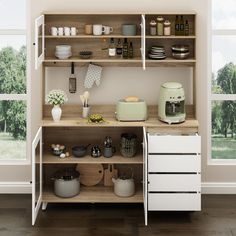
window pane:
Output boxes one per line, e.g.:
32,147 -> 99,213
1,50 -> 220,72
0,0 -> 26,29
0,35 -> 26,94
212,36 -> 236,94
0,100 -> 26,160
212,101 -> 236,159
212,0 -> 236,29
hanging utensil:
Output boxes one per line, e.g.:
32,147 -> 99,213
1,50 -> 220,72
69,62 -> 76,93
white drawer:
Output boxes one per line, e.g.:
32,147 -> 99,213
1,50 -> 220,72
148,135 -> 201,154
148,155 -> 201,172
148,193 -> 201,211
148,174 -> 201,192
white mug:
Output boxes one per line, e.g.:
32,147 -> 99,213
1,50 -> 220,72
93,24 -> 105,35
49,27 -> 58,36
104,26 -> 113,35
64,27 -> 71,36
70,27 -> 78,36
58,27 -> 64,36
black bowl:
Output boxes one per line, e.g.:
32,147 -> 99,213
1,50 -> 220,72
79,51 -> 92,59
72,146 -> 87,157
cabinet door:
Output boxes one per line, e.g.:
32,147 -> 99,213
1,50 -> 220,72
141,14 -> 146,70
143,127 -> 148,225
32,127 -> 43,225
35,15 -> 45,70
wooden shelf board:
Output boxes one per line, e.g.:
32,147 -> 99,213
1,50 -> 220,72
45,34 -> 141,39
43,153 -> 143,164
146,35 -> 196,39
42,186 -> 143,203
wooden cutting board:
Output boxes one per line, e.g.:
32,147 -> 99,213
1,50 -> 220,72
104,164 -> 118,186
76,164 -> 104,186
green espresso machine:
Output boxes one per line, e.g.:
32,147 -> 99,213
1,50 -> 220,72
158,82 -> 186,124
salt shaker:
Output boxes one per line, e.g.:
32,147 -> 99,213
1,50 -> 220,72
164,20 -> 171,36
157,16 -> 164,36
149,20 -> 157,35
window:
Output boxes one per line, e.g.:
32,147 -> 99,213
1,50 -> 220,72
0,0 -> 27,162
211,0 -> 236,160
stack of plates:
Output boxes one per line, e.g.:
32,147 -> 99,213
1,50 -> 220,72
55,45 -> 72,59
148,46 -> 166,60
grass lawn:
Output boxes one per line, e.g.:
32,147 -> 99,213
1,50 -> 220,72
0,132 -> 26,160
212,136 -> 236,159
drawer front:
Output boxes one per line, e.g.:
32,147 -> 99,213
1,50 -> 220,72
148,174 -> 201,192
148,135 -> 201,153
148,155 -> 201,172
148,193 -> 201,211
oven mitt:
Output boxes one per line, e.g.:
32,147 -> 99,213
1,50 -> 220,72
84,64 -> 103,89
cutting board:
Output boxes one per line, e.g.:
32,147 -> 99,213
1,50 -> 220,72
76,164 -> 104,186
104,164 -> 118,186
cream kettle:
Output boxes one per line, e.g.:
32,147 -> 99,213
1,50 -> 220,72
112,176 -> 135,197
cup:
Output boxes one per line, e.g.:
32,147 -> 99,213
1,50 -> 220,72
104,26 -> 113,35
49,27 -> 58,36
64,27 -> 71,36
82,106 -> 90,118
70,27 -> 78,36
93,24 -> 105,35
85,24 -> 93,35
58,27 -> 64,36
103,146 -> 116,158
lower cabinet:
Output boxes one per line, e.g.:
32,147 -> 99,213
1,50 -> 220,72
146,133 -> 201,214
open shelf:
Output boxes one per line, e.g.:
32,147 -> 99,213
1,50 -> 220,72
145,35 -> 196,39
43,185 -> 143,203
43,153 -> 143,164
45,34 -> 141,39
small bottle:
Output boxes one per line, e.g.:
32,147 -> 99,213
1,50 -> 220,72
128,42 -> 133,58
149,20 -> 157,35
116,39 -> 123,57
157,16 -> 164,36
175,15 -> 180,36
122,38 -> 129,59
164,20 -> 171,36
179,15 -> 185,36
108,38 -> 116,57
185,20 -> 190,36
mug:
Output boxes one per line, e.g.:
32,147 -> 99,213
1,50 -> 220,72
70,27 -> 78,36
104,26 -> 113,35
93,24 -> 105,35
49,27 -> 58,36
103,146 -> 116,158
58,27 -> 64,36
64,27 -> 71,36
85,24 -> 93,35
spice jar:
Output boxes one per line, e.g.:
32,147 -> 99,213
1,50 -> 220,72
157,16 -> 164,36
149,20 -> 157,35
164,20 -> 171,36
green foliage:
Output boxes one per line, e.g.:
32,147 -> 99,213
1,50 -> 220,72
0,46 -> 26,140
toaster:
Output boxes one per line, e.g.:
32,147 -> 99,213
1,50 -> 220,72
116,99 -> 148,121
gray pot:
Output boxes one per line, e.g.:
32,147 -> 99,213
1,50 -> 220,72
52,169 -> 80,198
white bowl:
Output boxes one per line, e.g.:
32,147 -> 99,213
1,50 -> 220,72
56,45 -> 71,50
55,52 -> 72,59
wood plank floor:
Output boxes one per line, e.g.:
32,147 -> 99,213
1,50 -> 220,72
0,194 -> 236,236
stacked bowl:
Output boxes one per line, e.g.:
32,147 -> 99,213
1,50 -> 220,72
55,45 -> 72,59
171,45 -> 189,59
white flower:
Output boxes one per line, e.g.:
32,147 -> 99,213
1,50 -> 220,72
45,89 -> 68,106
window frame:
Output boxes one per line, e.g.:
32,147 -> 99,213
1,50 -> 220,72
208,0 -> 236,165
0,0 -> 30,165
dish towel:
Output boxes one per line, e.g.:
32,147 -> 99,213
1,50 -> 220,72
84,64 -> 103,89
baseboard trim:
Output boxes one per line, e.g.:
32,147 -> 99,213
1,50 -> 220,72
0,182 -> 31,194
201,182 -> 236,194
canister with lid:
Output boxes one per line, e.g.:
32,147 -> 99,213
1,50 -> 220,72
149,20 -> 157,35
157,16 -> 164,36
164,20 -> 171,36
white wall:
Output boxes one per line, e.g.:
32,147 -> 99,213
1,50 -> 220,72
1,0 -> 236,190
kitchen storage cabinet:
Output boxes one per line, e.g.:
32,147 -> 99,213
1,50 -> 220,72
32,12 -> 200,226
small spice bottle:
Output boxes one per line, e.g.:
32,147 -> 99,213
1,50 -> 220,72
149,20 -> 157,35
157,16 -> 164,36
164,20 -> 171,36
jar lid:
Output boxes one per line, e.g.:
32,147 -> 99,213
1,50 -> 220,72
150,20 -> 156,26
157,16 -> 164,21
164,20 -> 171,26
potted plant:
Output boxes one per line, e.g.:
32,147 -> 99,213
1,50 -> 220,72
46,89 -> 68,122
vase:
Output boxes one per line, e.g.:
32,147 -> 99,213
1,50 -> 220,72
82,106 -> 90,118
51,105 -> 62,122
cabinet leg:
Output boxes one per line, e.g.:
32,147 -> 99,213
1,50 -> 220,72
42,202 -> 48,211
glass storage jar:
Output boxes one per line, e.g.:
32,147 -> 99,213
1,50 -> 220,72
157,16 -> 164,36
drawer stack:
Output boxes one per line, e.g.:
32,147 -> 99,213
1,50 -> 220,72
147,134 -> 201,211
